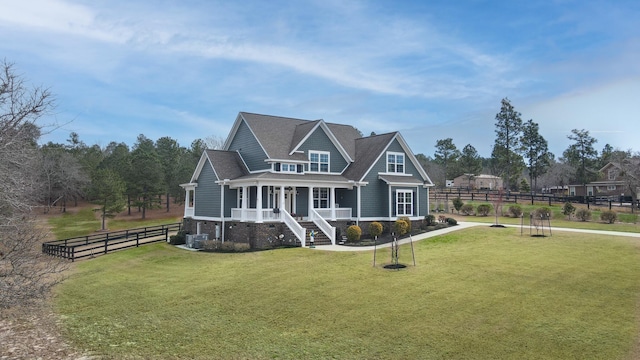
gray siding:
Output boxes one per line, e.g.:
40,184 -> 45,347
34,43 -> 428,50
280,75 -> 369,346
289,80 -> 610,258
194,161 -> 220,217
228,120 -> 269,171
386,139 -> 426,181
418,187 -> 429,216
224,187 -> 237,217
360,156 -> 389,218
295,188 -> 309,216
336,188 -> 356,211
298,127 -> 348,173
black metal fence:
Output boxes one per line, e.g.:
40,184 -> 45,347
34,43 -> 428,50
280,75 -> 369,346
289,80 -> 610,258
432,189 -> 639,210
42,223 -> 182,261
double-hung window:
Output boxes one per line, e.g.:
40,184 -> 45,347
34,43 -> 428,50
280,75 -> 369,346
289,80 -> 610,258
396,190 -> 413,216
309,151 -> 329,172
387,152 -> 405,173
313,188 -> 329,208
281,163 -> 297,173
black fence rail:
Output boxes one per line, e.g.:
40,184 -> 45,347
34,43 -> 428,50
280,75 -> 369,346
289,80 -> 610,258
42,223 -> 182,262
431,189 -> 639,211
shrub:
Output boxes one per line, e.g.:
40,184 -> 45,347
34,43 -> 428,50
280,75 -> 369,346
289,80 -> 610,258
460,204 -> 474,215
452,197 -> 464,213
346,225 -> 362,242
533,207 -> 552,220
369,222 -> 383,238
446,217 -> 457,225
476,204 -> 493,216
575,208 -> 592,222
424,214 -> 436,226
508,204 -> 523,218
169,230 -> 187,245
563,202 -> 576,218
399,216 -> 412,233
394,219 -> 408,236
600,210 -> 617,224
202,240 -> 250,252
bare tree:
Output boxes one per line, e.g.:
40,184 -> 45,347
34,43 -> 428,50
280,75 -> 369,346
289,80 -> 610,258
0,60 -> 67,308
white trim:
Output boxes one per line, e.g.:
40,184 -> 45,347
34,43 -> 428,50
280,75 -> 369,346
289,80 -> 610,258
289,120 -> 354,163
386,151 -> 405,174
396,189 -> 414,216
309,150 -> 331,173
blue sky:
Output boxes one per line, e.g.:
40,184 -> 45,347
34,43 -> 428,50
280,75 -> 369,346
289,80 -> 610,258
1,0 -> 638,158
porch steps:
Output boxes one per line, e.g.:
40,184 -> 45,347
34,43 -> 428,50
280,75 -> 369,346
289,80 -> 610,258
299,222 -> 332,246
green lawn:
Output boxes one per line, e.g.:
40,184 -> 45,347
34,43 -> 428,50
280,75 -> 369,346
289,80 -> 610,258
56,227 -> 640,359
48,208 -> 181,239
442,201 -> 640,233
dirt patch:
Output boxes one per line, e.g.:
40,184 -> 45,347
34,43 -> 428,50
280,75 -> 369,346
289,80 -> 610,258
0,301 -> 91,360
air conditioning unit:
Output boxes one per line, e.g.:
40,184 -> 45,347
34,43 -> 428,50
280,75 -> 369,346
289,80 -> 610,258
186,234 -> 209,249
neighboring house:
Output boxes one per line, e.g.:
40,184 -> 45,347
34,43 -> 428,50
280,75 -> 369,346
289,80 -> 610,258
541,186 -> 568,195
181,112 -> 434,248
568,161 -> 638,199
451,174 -> 503,190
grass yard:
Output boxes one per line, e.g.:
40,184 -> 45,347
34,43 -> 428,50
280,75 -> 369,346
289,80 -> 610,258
443,201 -> 640,233
48,207 -> 182,239
55,227 -> 640,359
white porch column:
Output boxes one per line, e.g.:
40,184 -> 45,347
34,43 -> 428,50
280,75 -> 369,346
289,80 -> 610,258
241,186 -> 248,221
330,186 -> 336,220
256,184 -> 263,223
279,185 -> 285,213
308,186 -> 314,217
356,184 -> 361,226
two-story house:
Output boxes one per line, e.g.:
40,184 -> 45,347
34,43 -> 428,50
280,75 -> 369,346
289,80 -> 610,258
181,112 -> 434,248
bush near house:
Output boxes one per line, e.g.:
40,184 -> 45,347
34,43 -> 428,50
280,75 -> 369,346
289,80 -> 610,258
461,204 -> 474,215
169,230 -> 187,245
476,204 -> 493,216
600,210 -> 617,224
576,208 -> 592,222
399,216 -> 412,233
508,204 -> 523,218
201,240 -> 251,252
346,225 -> 362,242
424,214 -> 436,226
368,222 -> 383,238
394,219 -> 409,236
447,217 -> 458,225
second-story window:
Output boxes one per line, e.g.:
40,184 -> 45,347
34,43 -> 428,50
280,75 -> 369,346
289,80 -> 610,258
309,151 -> 329,172
387,152 -> 404,173
281,163 -> 297,172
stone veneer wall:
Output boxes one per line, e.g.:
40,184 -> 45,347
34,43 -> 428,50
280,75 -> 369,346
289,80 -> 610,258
182,218 -> 302,249
182,218 -> 424,249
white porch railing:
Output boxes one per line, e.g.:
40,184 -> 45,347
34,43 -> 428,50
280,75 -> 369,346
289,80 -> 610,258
282,209 -> 306,246
231,208 -> 283,222
314,208 -> 352,219
309,208 -> 336,245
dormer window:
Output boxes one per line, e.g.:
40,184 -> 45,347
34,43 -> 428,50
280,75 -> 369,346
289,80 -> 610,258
387,152 -> 404,173
608,168 -> 619,180
309,151 -> 329,172
281,164 -> 297,173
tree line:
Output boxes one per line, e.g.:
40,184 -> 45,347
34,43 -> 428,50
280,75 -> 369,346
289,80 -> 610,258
416,97 -> 639,205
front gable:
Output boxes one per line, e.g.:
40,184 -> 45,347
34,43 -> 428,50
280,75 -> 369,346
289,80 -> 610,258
360,134 -> 432,185
296,124 -> 349,173
226,117 -> 269,172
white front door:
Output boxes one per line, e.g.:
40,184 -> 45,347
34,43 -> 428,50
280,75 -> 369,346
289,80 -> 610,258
275,189 -> 295,214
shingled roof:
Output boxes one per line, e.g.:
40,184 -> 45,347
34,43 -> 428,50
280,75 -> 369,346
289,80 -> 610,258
205,150 -> 248,180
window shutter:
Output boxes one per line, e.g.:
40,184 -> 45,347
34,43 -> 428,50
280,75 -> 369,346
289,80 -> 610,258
297,164 -> 303,173
275,163 -> 281,171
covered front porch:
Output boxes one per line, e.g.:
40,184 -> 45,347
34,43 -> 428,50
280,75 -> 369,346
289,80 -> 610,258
229,183 -> 353,223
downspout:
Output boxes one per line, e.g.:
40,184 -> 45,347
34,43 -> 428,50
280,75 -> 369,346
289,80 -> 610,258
221,179 -> 229,243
